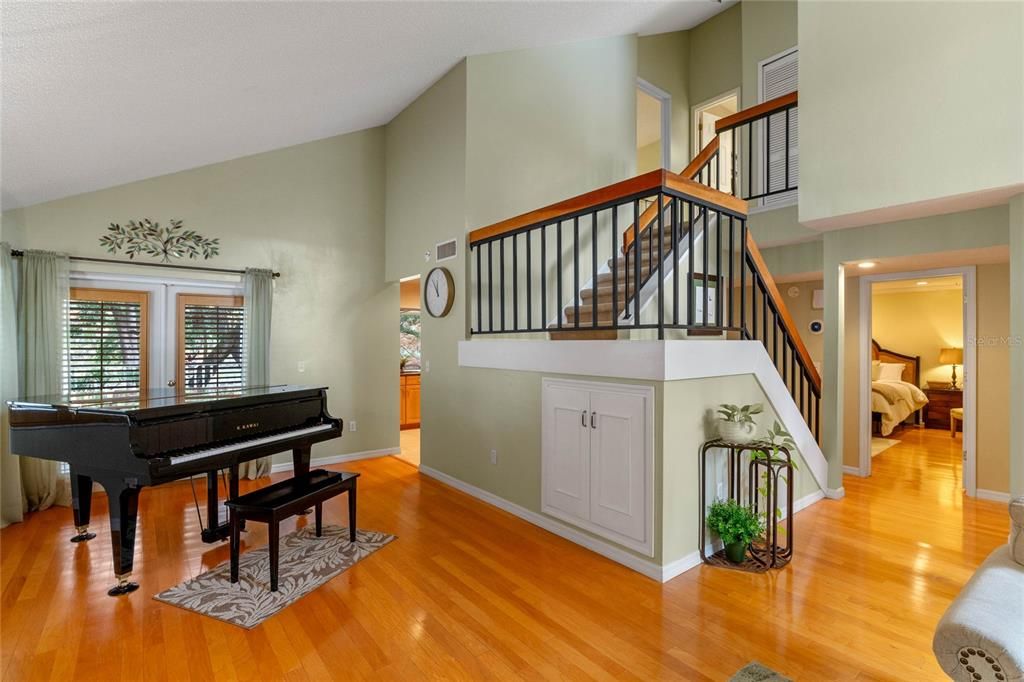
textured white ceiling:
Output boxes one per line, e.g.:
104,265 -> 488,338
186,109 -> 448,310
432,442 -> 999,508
1,1 -> 731,210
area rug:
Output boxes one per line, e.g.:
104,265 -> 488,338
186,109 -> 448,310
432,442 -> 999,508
154,525 -> 395,628
730,662 -> 792,682
871,437 -> 900,457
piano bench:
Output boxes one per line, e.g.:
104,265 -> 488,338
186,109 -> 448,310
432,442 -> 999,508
226,469 -> 359,592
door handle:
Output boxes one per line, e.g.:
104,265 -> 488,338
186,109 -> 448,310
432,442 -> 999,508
167,379 -> 177,387
582,410 -> 587,427
591,412 -> 597,429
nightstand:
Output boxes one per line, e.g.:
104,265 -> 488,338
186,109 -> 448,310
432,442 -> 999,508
923,388 -> 963,431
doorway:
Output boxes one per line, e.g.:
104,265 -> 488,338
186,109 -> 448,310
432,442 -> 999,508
691,90 -> 739,192
636,79 -> 671,174
398,276 -> 421,466
858,267 -> 976,494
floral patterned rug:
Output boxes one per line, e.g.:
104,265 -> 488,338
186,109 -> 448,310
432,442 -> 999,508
154,525 -> 395,628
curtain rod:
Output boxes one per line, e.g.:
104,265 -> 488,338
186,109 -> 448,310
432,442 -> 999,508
9,250 -> 281,279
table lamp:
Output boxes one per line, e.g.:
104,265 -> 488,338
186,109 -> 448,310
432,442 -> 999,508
938,347 -> 963,390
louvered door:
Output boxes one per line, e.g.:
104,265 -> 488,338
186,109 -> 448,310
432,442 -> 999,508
760,48 -> 798,208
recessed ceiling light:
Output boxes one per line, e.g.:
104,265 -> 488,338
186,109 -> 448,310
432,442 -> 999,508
857,261 -> 876,269
916,281 -> 928,286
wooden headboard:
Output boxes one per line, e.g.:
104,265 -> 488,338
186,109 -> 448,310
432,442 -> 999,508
871,340 -> 920,386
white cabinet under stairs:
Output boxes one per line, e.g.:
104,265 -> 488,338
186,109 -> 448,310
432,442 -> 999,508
541,378 -> 654,556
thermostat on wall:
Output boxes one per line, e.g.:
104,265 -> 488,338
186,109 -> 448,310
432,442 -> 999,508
808,319 -> 824,335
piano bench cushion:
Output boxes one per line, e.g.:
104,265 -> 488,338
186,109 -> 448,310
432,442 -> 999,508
226,469 -> 357,519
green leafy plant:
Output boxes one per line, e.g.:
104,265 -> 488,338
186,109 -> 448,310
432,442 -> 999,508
706,499 -> 764,546
717,403 -> 763,425
750,421 -> 798,532
99,219 -> 220,263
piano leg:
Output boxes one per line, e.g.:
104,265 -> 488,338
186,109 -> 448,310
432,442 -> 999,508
97,478 -> 141,597
68,467 -> 97,543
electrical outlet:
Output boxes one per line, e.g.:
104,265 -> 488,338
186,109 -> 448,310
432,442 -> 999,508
489,449 -> 497,465
297,361 -> 306,373
349,420 -> 357,432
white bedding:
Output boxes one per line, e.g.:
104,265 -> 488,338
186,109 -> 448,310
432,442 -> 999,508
871,380 -> 929,436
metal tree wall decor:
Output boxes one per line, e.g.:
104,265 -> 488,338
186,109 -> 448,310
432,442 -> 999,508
99,219 -> 220,263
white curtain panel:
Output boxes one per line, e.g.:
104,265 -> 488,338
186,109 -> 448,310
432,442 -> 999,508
240,268 -> 274,479
14,249 -> 71,513
0,244 -> 24,526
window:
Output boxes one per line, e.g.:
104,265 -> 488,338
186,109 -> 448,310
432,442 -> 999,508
758,47 -> 798,209
65,288 -> 149,403
177,294 -> 245,394
400,309 -> 421,372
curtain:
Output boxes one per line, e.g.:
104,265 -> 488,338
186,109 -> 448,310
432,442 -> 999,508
1,244 -> 23,527
239,268 -> 274,479
15,249 -> 71,512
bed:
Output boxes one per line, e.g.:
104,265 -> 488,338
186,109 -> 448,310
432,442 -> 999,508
871,340 -> 929,436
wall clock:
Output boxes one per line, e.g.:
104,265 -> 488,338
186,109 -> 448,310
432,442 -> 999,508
424,267 -> 455,318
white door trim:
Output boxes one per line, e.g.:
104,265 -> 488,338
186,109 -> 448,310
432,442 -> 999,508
690,88 -> 741,158
637,77 -> 672,171
857,266 -> 977,496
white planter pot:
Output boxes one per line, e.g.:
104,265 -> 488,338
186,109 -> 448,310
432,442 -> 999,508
718,420 -> 757,444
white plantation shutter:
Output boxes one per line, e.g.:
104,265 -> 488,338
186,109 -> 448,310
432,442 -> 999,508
760,49 -> 798,208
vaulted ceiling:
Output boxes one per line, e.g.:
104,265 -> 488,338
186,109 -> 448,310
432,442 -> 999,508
2,1 -> 732,210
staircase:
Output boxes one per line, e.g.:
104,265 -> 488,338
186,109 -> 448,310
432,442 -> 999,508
466,92 -> 820,441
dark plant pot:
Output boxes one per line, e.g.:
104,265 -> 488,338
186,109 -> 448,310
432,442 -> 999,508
724,541 -> 748,564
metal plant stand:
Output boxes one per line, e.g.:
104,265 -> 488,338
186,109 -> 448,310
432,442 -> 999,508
698,438 -> 794,572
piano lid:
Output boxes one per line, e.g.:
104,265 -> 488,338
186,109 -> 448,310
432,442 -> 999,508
8,384 -> 327,416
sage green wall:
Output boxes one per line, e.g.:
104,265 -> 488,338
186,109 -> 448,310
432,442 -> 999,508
384,62 -> 467,282
1011,194 -> 1024,496
662,373 -> 819,564
687,4 -> 742,108
798,1 -> 1024,225
740,0 -> 797,109
638,30 -> 690,170
2,129 -> 397,465
760,239 -> 823,280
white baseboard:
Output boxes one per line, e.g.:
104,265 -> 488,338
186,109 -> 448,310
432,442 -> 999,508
419,465 -> 829,583
975,488 -> 1011,503
842,465 -> 866,477
824,486 -> 846,500
270,447 -> 399,474
419,465 -> 665,581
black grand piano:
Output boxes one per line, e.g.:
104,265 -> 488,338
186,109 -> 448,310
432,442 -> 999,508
7,385 -> 342,595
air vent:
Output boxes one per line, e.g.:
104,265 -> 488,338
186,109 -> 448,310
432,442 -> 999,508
436,239 -> 457,262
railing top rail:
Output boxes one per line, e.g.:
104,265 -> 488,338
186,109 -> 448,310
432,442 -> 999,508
467,169 -> 746,246
715,91 -> 797,134
680,136 -> 719,180
744,231 -> 822,394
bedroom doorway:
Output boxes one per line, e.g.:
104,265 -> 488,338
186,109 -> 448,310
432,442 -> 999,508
858,267 -> 976,494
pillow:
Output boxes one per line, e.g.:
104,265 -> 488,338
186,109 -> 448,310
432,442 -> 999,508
877,363 -> 905,382
871,360 -> 881,381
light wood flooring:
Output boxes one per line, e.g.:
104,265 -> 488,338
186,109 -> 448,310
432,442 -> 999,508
1,427 -> 1009,681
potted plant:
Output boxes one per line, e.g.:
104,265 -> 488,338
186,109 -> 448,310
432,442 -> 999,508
716,403 -> 763,443
705,499 -> 765,564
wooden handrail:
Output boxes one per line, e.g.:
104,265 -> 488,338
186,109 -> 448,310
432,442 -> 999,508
744,231 -> 822,393
680,136 -> 719,180
470,170 -> 746,246
715,91 -> 797,134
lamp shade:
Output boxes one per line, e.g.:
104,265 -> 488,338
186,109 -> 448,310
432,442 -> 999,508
938,347 -> 963,364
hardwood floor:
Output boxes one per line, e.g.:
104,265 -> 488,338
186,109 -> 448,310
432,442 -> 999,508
1,432 -> 1008,681
396,428 -> 420,467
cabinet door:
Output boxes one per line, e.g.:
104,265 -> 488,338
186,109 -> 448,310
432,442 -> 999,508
542,384 -> 591,522
405,382 -> 421,425
588,388 -> 648,543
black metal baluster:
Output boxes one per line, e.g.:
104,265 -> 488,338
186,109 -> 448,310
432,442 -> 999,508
512,233 -> 518,331
815,393 -> 820,441
556,222 -> 563,329
657,192 -> 664,339
499,238 -> 506,332
731,128 -> 737,196
573,217 -> 580,329
672,198 -> 679,326
688,202 -> 695,327
785,108 -> 790,191
714,210 -> 722,328
701,206 -> 709,328
727,215 -> 734,329
526,231 -> 532,331
761,282 -> 768,344
592,212 -> 598,328
612,208 -> 619,328
783,337 -> 790,392
766,114 -> 772,195
740,221 -> 747,337
487,242 -> 494,332
475,245 -> 482,333
633,200 -> 641,326
799,372 -> 805,418
751,272 -> 758,341
541,225 -> 547,329
747,123 -> 752,201
772,309 -> 778,368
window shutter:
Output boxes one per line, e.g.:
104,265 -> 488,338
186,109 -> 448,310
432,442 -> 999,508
760,49 -> 798,208
180,298 -> 245,394
65,290 -> 147,403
